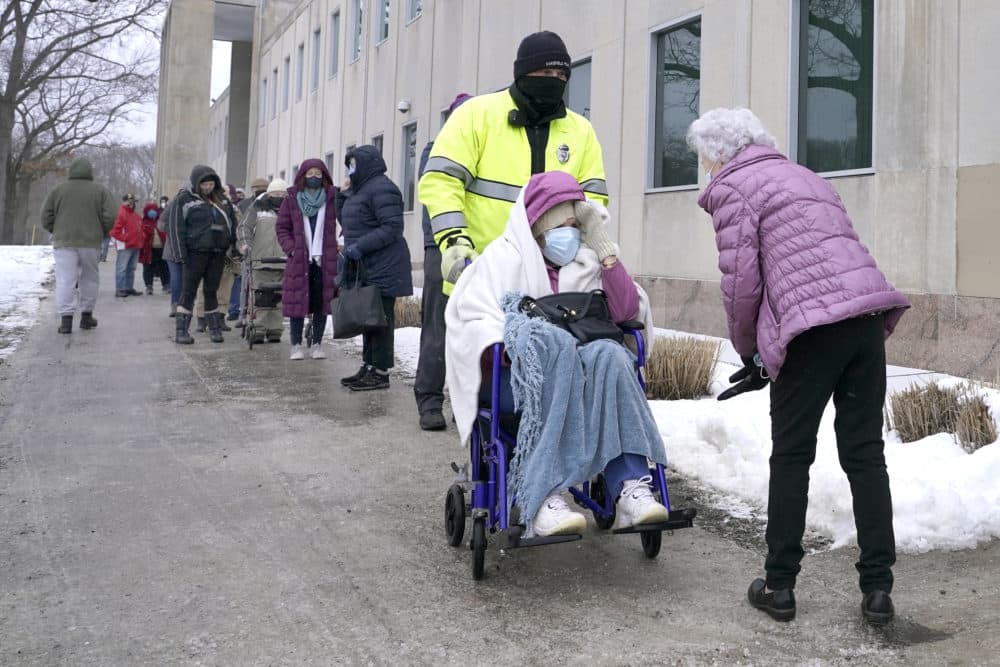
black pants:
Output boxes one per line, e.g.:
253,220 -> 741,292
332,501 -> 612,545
290,261 -> 327,345
143,248 -> 170,288
362,295 -> 396,371
179,251 -> 225,312
414,246 -> 448,413
766,314 -> 895,594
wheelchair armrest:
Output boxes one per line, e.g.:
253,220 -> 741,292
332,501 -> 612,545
619,320 -> 645,331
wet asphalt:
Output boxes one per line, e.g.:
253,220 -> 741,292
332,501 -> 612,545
1,263 -> 998,665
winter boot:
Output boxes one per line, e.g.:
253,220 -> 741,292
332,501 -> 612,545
207,312 -> 225,343
175,313 -> 195,345
79,312 -> 98,330
169,303 -> 177,318
220,318 -> 232,332
58,315 -> 73,334
145,285 -> 153,295
195,316 -> 207,333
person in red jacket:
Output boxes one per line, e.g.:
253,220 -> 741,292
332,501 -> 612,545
139,202 -> 170,294
110,193 -> 144,297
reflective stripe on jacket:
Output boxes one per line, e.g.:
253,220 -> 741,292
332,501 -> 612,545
418,89 -> 608,254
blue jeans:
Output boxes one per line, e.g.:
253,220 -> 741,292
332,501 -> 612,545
115,248 -> 139,292
228,275 -> 242,316
479,366 -> 651,499
166,259 -> 183,304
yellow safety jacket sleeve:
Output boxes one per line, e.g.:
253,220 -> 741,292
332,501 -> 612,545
418,89 -> 609,255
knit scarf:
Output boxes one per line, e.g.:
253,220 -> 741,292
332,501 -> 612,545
296,187 -> 325,219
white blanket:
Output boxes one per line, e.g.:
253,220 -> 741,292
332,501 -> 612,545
445,191 -> 655,447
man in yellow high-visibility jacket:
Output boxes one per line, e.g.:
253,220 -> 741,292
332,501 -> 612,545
418,30 -> 608,295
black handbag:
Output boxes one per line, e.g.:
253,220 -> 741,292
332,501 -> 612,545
518,289 -> 624,345
332,260 -> 387,339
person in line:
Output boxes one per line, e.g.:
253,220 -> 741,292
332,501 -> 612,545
413,92 -> 471,431
237,178 -> 289,343
275,160 -> 340,360
687,107 -> 910,625
158,195 -> 184,318
110,193 -> 144,298
446,171 -> 666,537
40,157 -> 116,333
166,165 -> 238,344
230,178 -> 269,324
418,30 -> 608,298
192,238 -> 240,335
139,202 -> 170,295
336,146 -> 413,391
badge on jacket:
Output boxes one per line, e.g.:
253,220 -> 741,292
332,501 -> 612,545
556,144 -> 570,164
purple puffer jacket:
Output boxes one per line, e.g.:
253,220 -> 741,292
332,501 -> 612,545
698,144 -> 910,379
276,159 -> 340,318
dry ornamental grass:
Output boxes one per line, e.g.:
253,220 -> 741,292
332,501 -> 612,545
645,335 -> 721,400
885,381 -> 997,453
394,296 -> 422,328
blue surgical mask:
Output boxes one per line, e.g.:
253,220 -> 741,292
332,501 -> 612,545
146,210 -> 157,219
346,165 -> 356,177
541,227 -> 580,266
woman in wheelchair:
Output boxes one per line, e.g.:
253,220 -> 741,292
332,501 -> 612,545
445,171 -> 670,538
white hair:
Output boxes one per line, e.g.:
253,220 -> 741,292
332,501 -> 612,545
686,107 -> 777,164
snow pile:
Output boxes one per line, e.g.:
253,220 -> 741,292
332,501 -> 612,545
0,246 -> 54,359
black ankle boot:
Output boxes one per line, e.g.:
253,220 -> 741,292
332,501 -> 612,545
207,313 -> 224,343
58,315 -> 73,334
175,313 -> 194,344
195,316 -> 207,333
79,312 -> 97,329
861,590 -> 894,625
748,578 -> 795,622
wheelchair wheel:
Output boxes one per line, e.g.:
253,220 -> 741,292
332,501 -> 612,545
445,484 -> 466,547
589,474 -> 615,530
640,530 -> 662,559
470,516 -> 487,580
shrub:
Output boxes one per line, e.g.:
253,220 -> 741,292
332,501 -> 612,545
645,335 -> 720,400
885,381 -> 996,453
394,296 -> 422,328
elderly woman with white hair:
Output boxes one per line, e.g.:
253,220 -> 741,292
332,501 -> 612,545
686,107 -> 910,625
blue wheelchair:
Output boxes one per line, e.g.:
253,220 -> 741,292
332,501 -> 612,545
444,323 -> 697,580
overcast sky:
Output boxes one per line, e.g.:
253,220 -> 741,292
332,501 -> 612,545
115,41 -> 233,145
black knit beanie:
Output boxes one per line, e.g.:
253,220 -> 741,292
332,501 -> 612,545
513,31 -> 571,80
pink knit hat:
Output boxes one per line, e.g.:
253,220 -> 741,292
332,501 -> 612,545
523,171 -> 585,227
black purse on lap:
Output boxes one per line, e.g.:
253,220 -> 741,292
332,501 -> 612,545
518,289 -> 624,345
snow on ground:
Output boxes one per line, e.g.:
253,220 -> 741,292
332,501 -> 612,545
650,328 -> 1000,554
0,246 -> 54,360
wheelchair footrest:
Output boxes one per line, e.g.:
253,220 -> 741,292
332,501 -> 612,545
611,508 -> 697,534
501,525 -> 582,550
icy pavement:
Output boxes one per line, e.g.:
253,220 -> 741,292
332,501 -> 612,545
0,246 -> 54,360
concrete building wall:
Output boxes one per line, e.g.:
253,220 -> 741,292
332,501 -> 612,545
232,0 -> 1000,377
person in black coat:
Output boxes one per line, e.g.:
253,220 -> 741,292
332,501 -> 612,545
336,145 -> 413,391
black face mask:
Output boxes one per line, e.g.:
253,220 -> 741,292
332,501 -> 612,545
266,196 -> 284,209
304,176 -> 323,190
516,76 -> 567,112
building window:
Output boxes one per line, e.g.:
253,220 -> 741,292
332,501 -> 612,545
351,0 -> 363,61
564,59 -> 592,119
406,0 -> 422,22
296,43 -> 305,101
329,11 -> 340,77
271,67 -> 278,118
377,0 -> 390,43
371,134 -> 383,156
795,0 -> 874,173
282,56 -> 290,111
259,78 -> 267,126
292,164 -> 299,180
401,122 -> 418,211
279,169 -> 286,180
325,152 -> 336,174
652,17 -> 701,188
311,28 -> 321,91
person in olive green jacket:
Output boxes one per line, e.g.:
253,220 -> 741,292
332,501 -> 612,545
41,158 -> 117,334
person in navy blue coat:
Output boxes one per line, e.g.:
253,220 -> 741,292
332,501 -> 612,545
336,145 -> 413,391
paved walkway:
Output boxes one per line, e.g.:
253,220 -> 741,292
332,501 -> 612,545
1,267 -> 998,665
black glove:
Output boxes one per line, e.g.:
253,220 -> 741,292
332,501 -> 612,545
717,355 -> 769,401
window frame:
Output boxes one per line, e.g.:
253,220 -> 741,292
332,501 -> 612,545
350,0 -> 363,63
400,121 -> 418,212
259,77 -> 267,126
371,133 -> 384,156
645,11 -> 703,193
405,0 -> 422,24
296,43 -> 305,102
788,0 -> 878,178
329,10 -> 341,78
282,56 -> 290,111
270,66 -> 278,119
311,28 -> 322,92
324,152 -> 336,174
376,0 -> 390,45
563,56 -> 593,120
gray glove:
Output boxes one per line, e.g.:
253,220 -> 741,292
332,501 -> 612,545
573,200 -> 617,261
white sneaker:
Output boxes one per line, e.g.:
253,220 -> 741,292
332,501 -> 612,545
310,345 -> 326,359
289,344 -> 304,360
531,493 -> 587,537
612,475 -> 669,530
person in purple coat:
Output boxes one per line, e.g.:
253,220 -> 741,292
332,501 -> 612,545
687,107 -> 911,625
275,159 -> 340,360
